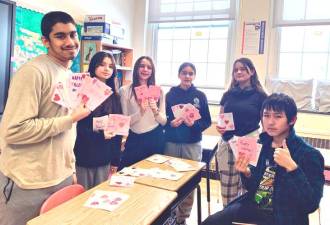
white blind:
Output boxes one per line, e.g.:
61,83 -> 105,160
148,0 -> 236,23
274,0 -> 330,27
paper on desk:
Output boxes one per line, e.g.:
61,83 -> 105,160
109,175 -> 135,187
165,158 -> 196,172
84,190 -> 129,211
146,154 -> 170,164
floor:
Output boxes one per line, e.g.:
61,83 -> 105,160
185,178 -> 330,225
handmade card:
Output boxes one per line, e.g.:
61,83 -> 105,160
84,190 -> 129,211
148,85 -> 161,101
218,113 -> 235,131
107,114 -> 130,136
109,175 -> 135,187
134,85 -> 149,103
166,158 -> 195,172
146,154 -> 170,164
93,115 -> 109,131
171,104 -> 185,119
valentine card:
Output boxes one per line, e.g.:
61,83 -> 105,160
218,113 -> 235,131
249,143 -> 262,167
84,190 -> 129,211
93,115 -> 109,131
171,104 -> 185,119
236,136 -> 259,165
66,72 -> 90,108
52,82 -> 69,108
165,158 -> 195,172
79,76 -> 113,111
146,154 -> 170,164
107,114 -> 130,136
134,85 -> 149,102
109,175 -> 135,187
149,168 -> 183,181
148,85 -> 161,101
118,167 -> 151,177
183,105 -> 201,122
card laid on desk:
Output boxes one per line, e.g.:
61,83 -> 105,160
84,190 -> 129,211
118,167 -> 151,177
165,158 -> 195,172
149,167 -> 183,181
109,175 -> 135,187
146,154 -> 170,164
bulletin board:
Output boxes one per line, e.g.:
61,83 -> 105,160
12,6 -> 81,73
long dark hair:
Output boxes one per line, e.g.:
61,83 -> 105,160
228,57 -> 266,95
131,56 -> 156,101
88,51 -> 122,116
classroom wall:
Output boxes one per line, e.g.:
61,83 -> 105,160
11,0 -> 330,139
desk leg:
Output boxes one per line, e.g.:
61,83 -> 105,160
206,161 -> 211,216
197,184 -> 202,225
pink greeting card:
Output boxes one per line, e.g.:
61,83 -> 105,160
235,136 -> 261,166
183,105 -> 201,122
84,190 -> 129,211
79,76 -> 113,111
218,113 -> 235,131
134,85 -> 149,102
107,114 -> 131,136
171,104 -> 185,119
93,115 -> 109,131
148,85 -> 161,101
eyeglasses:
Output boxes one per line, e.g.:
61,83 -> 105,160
180,71 -> 195,76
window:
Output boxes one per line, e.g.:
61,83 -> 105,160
274,0 -> 330,81
148,0 -> 237,103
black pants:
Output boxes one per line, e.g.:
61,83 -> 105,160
202,200 -> 275,225
119,125 -> 165,169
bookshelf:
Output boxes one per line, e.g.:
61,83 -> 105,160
80,40 -> 133,86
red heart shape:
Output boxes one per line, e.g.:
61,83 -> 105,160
53,94 -> 60,101
91,201 -> 99,205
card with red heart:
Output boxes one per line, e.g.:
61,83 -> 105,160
109,175 -> 135,187
84,190 -> 129,211
218,113 -> 235,131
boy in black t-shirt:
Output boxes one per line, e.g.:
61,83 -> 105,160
202,93 -> 324,225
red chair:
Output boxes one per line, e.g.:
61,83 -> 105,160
39,184 -> 85,214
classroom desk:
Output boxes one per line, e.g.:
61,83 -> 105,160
131,156 -> 205,225
201,135 -> 220,215
27,183 -> 177,225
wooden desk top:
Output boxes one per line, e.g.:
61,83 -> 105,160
27,183 -> 177,225
132,155 -> 205,192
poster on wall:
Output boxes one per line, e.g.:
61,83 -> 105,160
12,7 -> 81,73
241,20 -> 266,55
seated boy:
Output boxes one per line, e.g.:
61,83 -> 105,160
202,93 -> 325,225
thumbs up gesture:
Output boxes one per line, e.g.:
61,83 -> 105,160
274,139 -> 298,172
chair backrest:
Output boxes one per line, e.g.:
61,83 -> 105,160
40,184 -> 85,214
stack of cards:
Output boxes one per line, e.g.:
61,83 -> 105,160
165,158 -> 195,172
218,113 -> 235,131
52,72 -> 88,109
134,85 -> 161,103
229,136 -> 262,167
171,103 -> 201,122
109,175 -> 135,187
52,72 -> 113,111
118,167 -> 183,181
93,114 -> 130,136
84,190 -> 129,211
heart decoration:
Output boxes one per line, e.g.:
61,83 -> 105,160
53,94 -> 60,101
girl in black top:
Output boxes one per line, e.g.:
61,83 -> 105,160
216,58 -> 267,206
74,51 -> 122,190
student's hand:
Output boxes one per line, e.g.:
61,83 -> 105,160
104,130 -> 115,139
274,140 -> 298,172
216,125 -> 226,135
71,104 -> 91,122
148,98 -> 159,115
139,100 -> 148,114
184,117 -> 194,127
170,117 -> 184,127
235,154 -> 251,177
